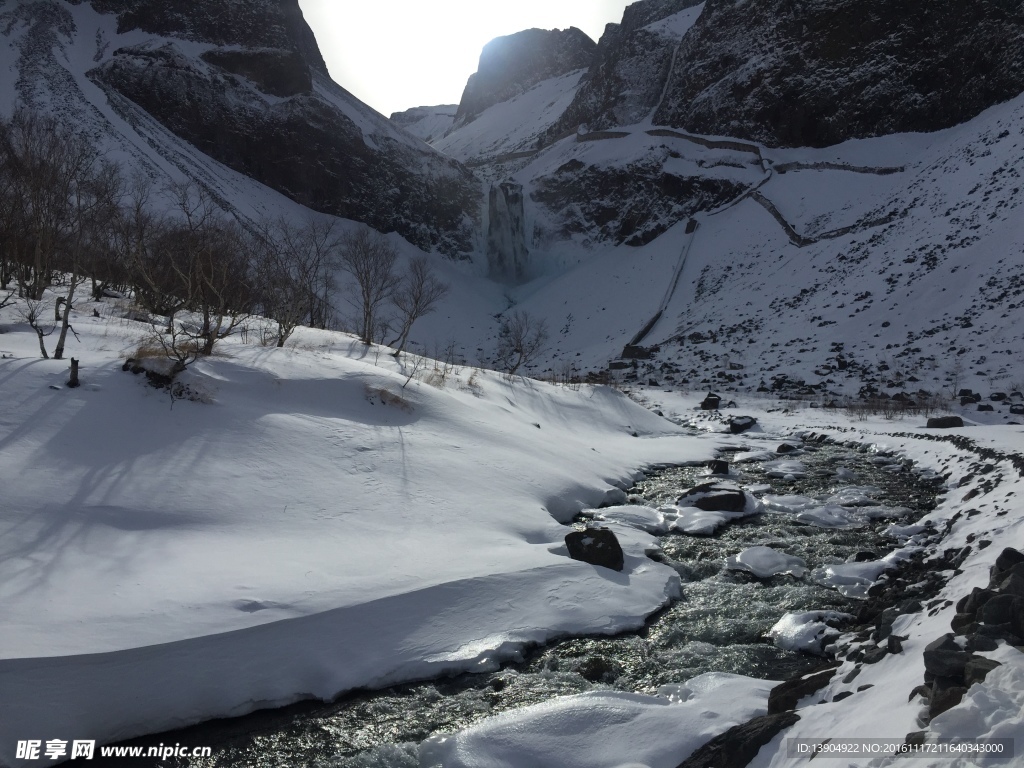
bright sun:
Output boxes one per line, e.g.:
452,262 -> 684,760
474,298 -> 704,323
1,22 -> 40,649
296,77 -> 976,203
297,0 -> 631,118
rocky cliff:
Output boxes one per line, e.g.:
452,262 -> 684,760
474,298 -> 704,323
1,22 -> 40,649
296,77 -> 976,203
542,0 -> 704,141
654,0 -> 1024,147
451,27 -> 596,130
16,0 -> 481,256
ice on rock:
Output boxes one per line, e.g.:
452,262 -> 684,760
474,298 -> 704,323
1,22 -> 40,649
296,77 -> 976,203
795,504 -> 865,529
833,467 -> 859,481
769,611 -> 853,655
731,450 -> 777,464
826,486 -> 882,506
762,459 -> 808,479
811,558 -> 895,598
591,505 -> 668,534
726,546 -> 808,579
761,494 -> 818,513
885,523 -> 928,541
665,507 -> 750,535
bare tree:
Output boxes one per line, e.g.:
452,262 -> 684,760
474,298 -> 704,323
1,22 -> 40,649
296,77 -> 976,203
165,181 -> 255,355
0,109 -> 99,300
389,256 -> 449,356
54,160 -> 122,360
494,310 -> 548,376
338,229 -> 401,345
255,217 -> 338,347
20,299 -> 53,359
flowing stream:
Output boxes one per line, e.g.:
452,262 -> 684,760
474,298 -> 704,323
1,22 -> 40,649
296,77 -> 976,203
122,438 -> 942,768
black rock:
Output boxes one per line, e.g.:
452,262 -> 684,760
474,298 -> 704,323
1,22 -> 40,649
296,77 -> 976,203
923,634 -> 970,679
776,443 -> 799,454
677,483 -> 747,513
707,459 -> 730,475
995,548 -> 1024,573
999,572 -> 1024,598
863,647 -> 888,664
929,685 -> 968,719
675,712 -> 800,768
979,594 -> 1024,636
962,588 -> 996,615
768,664 -> 838,714
565,527 -> 625,571
965,634 -> 998,652
729,415 -> 757,434
927,416 -> 964,429
701,392 -> 722,410
1011,404 -> 1024,415
964,657 -> 1001,687
959,389 -> 975,398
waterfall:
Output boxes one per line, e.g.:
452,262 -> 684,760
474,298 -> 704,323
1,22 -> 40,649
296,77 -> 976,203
486,182 -> 529,283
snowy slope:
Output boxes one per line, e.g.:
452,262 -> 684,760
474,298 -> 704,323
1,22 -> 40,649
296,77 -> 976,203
0,293 -> 718,759
432,69 -> 586,164
390,104 -> 458,143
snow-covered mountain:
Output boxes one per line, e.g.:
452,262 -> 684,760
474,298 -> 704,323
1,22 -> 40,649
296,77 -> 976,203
1,0 -> 481,256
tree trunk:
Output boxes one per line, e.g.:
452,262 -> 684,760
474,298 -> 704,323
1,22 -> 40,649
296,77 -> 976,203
54,274 -> 80,360
67,358 -> 80,388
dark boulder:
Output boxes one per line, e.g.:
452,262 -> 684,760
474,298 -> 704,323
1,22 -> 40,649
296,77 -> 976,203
929,685 -> 968,719
677,483 -> 748,512
707,459 -> 730,475
923,635 -> 970,679
701,392 -> 722,410
776,443 -> 799,453
977,404 -> 994,412
978,594 -> 1024,637
729,415 -> 757,434
767,664 -> 838,714
565,527 -> 625,571
575,655 -> 624,682
927,416 -> 964,429
676,712 -> 800,768
964,657 -> 1001,687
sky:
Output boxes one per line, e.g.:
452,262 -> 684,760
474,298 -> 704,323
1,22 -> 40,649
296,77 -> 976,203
297,1 -> 633,118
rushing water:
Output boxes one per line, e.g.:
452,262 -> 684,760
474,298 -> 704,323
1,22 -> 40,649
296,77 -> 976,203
123,439 -> 940,768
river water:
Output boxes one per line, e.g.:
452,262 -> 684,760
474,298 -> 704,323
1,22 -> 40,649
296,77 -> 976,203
124,438 -> 941,768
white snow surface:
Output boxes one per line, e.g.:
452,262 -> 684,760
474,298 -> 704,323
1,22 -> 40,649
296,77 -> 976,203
419,672 -> 776,768
0,298 -> 715,760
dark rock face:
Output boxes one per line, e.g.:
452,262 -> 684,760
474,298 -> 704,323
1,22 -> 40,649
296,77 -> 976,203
654,0 -> 1024,148
71,0 -> 327,72
200,49 -> 311,97
565,527 -> 625,571
453,27 -> 596,128
544,0 -> 704,140
530,155 -> 746,247
85,12 -> 481,256
676,712 -> 800,768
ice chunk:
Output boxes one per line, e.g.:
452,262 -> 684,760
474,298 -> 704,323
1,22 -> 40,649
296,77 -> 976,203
726,546 -> 808,579
591,505 -> 668,535
762,459 -> 808,478
795,504 -> 865,529
826,486 -> 882,506
761,494 -> 818,513
769,611 -> 853,655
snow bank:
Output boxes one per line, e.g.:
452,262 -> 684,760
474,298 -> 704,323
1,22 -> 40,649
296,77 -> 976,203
419,672 -> 776,768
